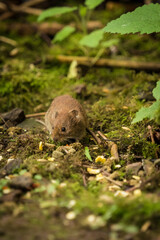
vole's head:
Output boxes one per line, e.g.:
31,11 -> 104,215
51,109 -> 85,143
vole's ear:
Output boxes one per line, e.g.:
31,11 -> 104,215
52,111 -> 58,119
69,109 -> 80,120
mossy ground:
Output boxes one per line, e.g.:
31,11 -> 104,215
0,6 -> 160,240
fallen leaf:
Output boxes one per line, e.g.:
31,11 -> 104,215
67,60 -> 79,79
85,147 -> 93,162
95,155 -> 106,164
87,168 -> 101,175
39,141 -> 43,151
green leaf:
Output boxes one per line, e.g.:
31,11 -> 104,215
101,39 -> 119,48
85,0 -> 105,9
79,5 -> 87,17
131,107 -> 150,124
104,3 -> 160,34
19,169 -> 27,175
153,80 -> 160,100
132,101 -> 160,124
85,147 -> 93,162
52,26 -> 75,43
37,6 -> 77,22
150,101 -> 160,119
34,174 -> 42,180
80,29 -> 104,48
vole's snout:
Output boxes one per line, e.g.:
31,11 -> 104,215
52,136 -> 58,142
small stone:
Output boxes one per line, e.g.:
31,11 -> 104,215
68,200 -> 76,208
108,185 -> 121,192
7,148 -> 12,153
67,148 -> 76,154
114,190 -> 129,197
9,175 -> 33,190
47,162 -> 59,172
59,182 -> 67,188
129,179 -> 140,186
99,194 -> 113,204
66,211 -> 76,220
86,214 -> 96,223
115,164 -> 121,169
2,158 -> 23,175
132,175 -> 140,180
133,189 -> 142,197
52,150 -> 64,159
74,83 -> 86,95
1,108 -> 25,126
138,170 -> 144,177
126,162 -> 142,175
3,187 -> 11,194
142,159 -> 155,177
86,214 -> 106,228
7,158 -> 15,164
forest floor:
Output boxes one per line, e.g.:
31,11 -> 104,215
0,4 -> 160,240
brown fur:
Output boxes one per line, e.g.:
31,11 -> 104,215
45,95 -> 87,142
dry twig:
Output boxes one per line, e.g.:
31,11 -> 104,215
0,115 -> 9,128
0,36 -> 17,46
26,112 -> 45,118
126,170 -> 160,192
0,0 -> 44,20
147,125 -> 159,158
102,172 -> 122,187
87,128 -> 101,145
57,55 -> 160,71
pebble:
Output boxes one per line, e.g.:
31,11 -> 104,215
66,211 -> 76,220
52,150 -> 64,159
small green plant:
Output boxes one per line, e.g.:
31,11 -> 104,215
132,81 -> 160,124
84,147 -> 93,162
104,3 -> 160,124
37,0 -> 119,56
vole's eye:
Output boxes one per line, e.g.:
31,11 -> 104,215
61,127 -> 66,132
52,126 -> 54,129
